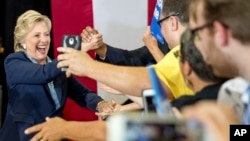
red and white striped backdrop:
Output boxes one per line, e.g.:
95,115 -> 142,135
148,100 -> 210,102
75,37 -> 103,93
51,0 -> 157,121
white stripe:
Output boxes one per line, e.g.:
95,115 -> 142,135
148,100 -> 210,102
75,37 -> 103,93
93,0 -> 147,49
93,0 -> 148,103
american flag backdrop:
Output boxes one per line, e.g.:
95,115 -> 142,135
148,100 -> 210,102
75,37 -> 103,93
51,0 -> 157,121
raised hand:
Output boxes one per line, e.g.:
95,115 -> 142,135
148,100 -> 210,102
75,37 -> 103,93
81,26 -> 104,52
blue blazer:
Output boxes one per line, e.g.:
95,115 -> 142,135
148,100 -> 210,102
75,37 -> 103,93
0,52 -> 103,141
96,41 -> 169,66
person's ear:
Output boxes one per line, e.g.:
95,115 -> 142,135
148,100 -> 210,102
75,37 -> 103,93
214,21 -> 229,47
170,16 -> 178,31
183,61 -> 192,77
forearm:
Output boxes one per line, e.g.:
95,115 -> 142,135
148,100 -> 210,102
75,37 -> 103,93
85,61 -> 151,97
148,47 -> 165,62
63,121 -> 106,141
120,102 -> 143,111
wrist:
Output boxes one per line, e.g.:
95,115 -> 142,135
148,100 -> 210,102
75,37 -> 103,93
95,43 -> 107,58
96,100 -> 107,111
62,120 -> 71,139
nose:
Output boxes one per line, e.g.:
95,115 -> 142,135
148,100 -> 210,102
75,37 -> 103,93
40,34 -> 50,43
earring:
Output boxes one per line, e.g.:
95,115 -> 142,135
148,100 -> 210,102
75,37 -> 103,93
22,44 -> 26,49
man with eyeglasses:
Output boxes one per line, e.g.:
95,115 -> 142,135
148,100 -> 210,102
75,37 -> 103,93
183,0 -> 250,140
24,0 -> 193,140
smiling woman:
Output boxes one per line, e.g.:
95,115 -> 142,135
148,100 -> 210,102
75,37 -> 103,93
0,10 -> 113,141
13,10 -> 51,64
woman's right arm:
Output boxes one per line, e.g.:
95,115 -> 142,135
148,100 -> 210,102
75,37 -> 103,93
4,53 -> 62,88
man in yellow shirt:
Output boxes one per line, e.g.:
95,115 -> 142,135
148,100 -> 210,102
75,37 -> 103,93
154,45 -> 192,99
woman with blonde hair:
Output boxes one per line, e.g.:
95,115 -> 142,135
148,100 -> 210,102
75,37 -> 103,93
0,10 -> 113,141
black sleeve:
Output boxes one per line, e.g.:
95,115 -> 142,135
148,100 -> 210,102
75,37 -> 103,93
96,40 -> 169,66
67,77 -> 103,111
171,95 -> 196,111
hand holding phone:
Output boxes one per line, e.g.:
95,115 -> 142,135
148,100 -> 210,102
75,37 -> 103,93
61,35 -> 81,71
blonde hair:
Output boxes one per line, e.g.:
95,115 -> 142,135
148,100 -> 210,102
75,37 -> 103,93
14,10 -> 52,52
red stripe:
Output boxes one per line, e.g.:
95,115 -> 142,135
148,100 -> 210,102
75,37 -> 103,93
51,0 -> 157,122
148,0 -> 157,25
51,0 -> 98,121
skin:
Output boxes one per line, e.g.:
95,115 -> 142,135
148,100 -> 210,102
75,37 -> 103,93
189,1 -> 237,78
25,117 -> 106,141
142,26 -> 165,62
81,26 -> 107,57
22,21 -> 50,64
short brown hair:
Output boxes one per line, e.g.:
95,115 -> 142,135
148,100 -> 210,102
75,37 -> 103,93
162,0 -> 190,25
189,0 -> 250,44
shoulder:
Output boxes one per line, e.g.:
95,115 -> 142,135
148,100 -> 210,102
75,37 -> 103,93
5,52 -> 26,61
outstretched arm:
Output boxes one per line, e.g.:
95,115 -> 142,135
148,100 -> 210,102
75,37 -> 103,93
57,47 -> 153,97
25,117 -> 106,141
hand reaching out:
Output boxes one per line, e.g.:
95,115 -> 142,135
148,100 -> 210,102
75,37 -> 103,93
97,100 -> 114,113
95,100 -> 121,119
25,117 -> 67,141
81,26 -> 104,52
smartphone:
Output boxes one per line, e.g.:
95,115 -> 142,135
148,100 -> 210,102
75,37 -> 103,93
142,89 -> 156,115
61,35 -> 81,71
62,35 -> 81,50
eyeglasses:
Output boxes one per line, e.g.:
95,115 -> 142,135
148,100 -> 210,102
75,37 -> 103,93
190,22 -> 213,41
157,13 -> 180,27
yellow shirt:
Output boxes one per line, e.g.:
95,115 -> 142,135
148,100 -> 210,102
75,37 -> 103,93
153,45 -> 193,99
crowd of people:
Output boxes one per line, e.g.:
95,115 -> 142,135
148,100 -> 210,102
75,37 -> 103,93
0,0 -> 249,141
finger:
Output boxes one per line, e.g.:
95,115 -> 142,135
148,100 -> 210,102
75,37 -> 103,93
95,112 -> 105,116
57,47 -> 75,54
96,112 -> 109,117
57,53 -> 68,61
95,112 -> 105,117
86,26 -> 98,34
81,33 -> 90,42
66,70 -> 72,78
83,32 -> 92,42
102,107 -> 113,112
57,59 -> 71,68
25,124 -> 42,134
96,41 -> 104,47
